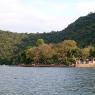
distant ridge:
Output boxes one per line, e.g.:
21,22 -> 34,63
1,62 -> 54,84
22,12 -> 95,47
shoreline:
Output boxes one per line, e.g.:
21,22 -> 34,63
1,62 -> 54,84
17,63 -> 95,68
17,64 -> 67,67
2,63 -> 95,68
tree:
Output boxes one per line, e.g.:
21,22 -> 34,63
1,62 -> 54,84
81,47 -> 91,60
39,44 -> 54,64
26,47 -> 41,64
36,39 -> 45,46
89,46 -> 95,58
55,40 -> 79,65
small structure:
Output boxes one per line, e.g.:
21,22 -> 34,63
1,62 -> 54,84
75,58 -> 95,67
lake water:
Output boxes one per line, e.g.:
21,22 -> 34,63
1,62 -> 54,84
0,66 -> 95,95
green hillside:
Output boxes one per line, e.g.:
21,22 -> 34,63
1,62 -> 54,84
0,30 -> 27,64
22,13 -> 95,47
0,12 -> 95,64
60,12 -> 95,47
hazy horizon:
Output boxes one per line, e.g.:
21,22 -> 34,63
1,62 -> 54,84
0,0 -> 95,33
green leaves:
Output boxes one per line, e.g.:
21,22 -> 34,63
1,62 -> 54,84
36,39 -> 45,46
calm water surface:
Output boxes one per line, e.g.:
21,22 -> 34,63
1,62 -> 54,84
0,66 -> 95,95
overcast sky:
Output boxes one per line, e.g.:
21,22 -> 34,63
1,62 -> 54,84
0,0 -> 95,33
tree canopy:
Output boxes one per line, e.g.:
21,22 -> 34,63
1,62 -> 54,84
1,13 -> 95,65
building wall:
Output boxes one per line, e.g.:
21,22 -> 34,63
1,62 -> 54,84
76,61 -> 95,67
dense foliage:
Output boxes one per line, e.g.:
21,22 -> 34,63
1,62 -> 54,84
17,39 -> 94,66
0,30 -> 27,64
0,12 -> 95,65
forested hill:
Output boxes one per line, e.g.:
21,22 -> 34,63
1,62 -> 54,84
60,12 -> 95,47
0,30 -> 27,64
0,12 -> 95,64
21,12 -> 95,47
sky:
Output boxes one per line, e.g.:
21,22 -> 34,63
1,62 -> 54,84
0,0 -> 95,33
